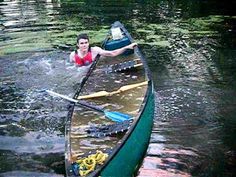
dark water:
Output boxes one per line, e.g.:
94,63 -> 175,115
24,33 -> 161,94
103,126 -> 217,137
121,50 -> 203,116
0,0 -> 236,177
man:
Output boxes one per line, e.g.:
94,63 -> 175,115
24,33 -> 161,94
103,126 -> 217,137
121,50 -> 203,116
69,33 -> 137,67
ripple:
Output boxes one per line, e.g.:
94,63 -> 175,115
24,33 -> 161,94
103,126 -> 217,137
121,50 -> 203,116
0,131 -> 64,154
0,171 -> 63,177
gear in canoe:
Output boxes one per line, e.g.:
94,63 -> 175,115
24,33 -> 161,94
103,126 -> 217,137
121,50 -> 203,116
85,120 -> 132,137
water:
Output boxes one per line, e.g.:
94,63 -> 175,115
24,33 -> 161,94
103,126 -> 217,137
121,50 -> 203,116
0,0 -> 236,176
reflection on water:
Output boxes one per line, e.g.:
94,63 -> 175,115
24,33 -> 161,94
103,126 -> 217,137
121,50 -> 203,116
139,87 -> 236,177
1,0 -> 236,176
137,14 -> 236,176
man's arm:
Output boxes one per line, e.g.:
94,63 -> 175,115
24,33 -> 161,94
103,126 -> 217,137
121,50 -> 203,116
69,51 -> 75,62
94,43 -> 137,57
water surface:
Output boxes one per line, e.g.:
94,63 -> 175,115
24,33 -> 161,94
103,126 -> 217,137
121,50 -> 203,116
0,0 -> 236,176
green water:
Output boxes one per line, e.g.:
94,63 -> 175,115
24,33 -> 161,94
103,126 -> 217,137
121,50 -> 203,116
0,0 -> 236,176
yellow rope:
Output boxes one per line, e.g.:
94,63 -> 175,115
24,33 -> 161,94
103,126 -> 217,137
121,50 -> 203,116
76,150 -> 108,176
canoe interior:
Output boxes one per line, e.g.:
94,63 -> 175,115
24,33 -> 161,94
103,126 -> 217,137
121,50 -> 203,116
65,22 -> 152,177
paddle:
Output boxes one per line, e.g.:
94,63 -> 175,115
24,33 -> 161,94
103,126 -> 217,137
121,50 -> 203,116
76,81 -> 148,100
46,90 -> 132,122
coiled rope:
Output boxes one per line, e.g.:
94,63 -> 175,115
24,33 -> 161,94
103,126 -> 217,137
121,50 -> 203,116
73,150 -> 108,176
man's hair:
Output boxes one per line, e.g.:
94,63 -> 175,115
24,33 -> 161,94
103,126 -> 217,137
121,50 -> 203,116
77,33 -> 89,43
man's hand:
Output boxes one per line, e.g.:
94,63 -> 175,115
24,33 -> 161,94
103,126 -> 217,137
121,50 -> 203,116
126,43 -> 137,49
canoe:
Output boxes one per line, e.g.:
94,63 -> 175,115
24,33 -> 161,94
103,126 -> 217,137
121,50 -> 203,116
65,21 -> 155,177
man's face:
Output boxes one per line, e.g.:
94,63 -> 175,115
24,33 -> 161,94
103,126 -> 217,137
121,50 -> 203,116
77,38 -> 89,52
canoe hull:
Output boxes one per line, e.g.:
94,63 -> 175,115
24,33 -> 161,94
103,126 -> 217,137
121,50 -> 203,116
99,82 -> 154,176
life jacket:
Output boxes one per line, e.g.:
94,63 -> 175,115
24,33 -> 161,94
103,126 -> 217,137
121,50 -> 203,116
74,50 -> 93,67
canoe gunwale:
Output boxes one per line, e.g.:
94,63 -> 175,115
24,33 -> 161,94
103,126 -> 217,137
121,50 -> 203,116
65,52 -> 102,177
113,21 -> 152,80
65,102 -> 75,177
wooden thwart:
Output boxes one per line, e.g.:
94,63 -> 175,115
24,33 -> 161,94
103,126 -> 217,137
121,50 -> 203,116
77,81 -> 148,100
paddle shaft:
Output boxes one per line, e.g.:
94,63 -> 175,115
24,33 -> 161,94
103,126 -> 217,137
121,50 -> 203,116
46,90 -> 132,122
46,90 -> 104,113
77,102 -> 104,113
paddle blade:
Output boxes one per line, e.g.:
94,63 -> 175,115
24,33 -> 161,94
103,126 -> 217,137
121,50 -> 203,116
104,111 -> 132,122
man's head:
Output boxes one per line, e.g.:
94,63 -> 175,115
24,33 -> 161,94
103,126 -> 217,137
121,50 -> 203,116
77,33 -> 89,43
77,33 -> 90,52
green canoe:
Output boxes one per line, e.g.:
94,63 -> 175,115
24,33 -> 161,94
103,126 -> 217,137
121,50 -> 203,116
65,21 -> 155,177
